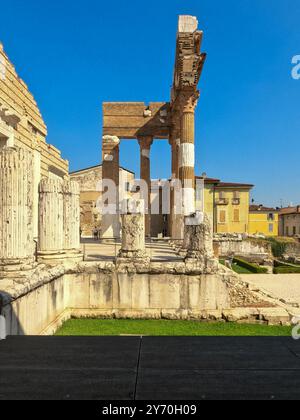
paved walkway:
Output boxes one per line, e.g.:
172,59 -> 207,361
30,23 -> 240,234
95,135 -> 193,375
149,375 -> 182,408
1,336 -> 300,400
81,239 -> 183,262
241,274 -> 300,307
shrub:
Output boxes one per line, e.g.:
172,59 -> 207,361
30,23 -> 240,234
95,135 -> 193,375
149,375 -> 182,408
267,238 -> 287,258
233,258 -> 268,274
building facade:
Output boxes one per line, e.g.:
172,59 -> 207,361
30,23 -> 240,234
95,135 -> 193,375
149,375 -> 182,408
279,206 -> 300,237
70,165 -> 135,237
198,177 -> 253,235
248,205 -> 279,237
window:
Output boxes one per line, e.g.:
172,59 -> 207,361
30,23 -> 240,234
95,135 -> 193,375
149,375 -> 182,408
269,224 -> 274,233
268,213 -> 275,221
293,226 -> 297,236
233,209 -> 240,223
125,182 -> 131,192
219,210 -> 226,224
233,191 -> 240,199
286,227 -> 289,236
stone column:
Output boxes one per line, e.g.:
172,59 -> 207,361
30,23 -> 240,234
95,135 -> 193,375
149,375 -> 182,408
178,92 -> 198,240
101,135 -> 121,239
170,127 -> 180,240
0,147 -> 35,275
38,178 -> 65,263
138,136 -> 153,237
179,93 -> 198,216
63,180 -> 83,261
118,200 -> 149,260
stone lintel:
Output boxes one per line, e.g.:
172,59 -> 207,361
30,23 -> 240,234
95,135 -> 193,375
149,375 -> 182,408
103,102 -> 171,139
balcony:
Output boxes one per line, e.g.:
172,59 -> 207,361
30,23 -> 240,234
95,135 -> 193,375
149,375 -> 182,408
232,198 -> 241,205
216,198 -> 229,206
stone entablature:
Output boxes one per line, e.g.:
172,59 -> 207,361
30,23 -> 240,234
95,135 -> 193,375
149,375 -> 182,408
103,102 -> 170,139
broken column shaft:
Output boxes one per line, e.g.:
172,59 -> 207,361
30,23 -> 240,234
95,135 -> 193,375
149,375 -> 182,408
0,147 -> 35,275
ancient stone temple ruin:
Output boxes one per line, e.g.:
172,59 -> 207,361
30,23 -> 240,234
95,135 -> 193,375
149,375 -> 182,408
102,15 -> 206,240
0,16 -> 293,337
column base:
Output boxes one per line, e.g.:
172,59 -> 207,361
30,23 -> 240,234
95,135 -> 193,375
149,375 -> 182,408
0,258 -> 37,279
37,250 -> 83,265
118,249 -> 149,260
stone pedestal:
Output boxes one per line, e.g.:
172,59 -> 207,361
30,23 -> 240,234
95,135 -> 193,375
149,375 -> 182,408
118,203 -> 149,261
185,214 -> 218,272
63,180 -> 83,262
38,178 -> 65,264
0,147 -> 35,277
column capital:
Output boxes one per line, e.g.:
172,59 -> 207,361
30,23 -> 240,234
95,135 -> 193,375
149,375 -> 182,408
179,90 -> 200,113
102,135 -> 120,151
138,136 -> 153,150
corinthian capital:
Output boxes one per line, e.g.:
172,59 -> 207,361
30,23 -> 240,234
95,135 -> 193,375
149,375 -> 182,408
179,90 -> 200,113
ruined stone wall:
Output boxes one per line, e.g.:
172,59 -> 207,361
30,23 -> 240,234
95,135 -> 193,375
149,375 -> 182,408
215,238 -> 272,262
0,44 -> 68,178
0,44 -> 69,238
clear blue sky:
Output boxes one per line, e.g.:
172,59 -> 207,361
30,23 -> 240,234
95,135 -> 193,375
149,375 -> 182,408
1,0 -> 300,207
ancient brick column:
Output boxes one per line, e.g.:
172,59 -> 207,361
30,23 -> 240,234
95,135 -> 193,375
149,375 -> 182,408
0,147 -> 35,274
63,180 -> 82,261
38,178 -> 65,263
138,136 -> 153,237
101,135 -> 121,239
118,200 -> 148,260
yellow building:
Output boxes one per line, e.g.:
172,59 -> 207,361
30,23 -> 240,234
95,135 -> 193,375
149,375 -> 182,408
197,177 -> 253,234
248,205 -> 279,237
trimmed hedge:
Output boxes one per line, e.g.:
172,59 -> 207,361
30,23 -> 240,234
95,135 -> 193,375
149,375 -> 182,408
274,267 -> 300,274
233,258 -> 268,274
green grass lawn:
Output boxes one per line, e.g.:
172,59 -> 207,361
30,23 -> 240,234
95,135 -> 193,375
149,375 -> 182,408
55,319 -> 291,337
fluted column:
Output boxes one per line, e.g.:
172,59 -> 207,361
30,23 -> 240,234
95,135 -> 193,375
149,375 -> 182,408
138,136 -> 153,237
0,147 -> 35,274
63,180 -> 82,259
101,135 -> 121,239
38,178 -> 64,261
